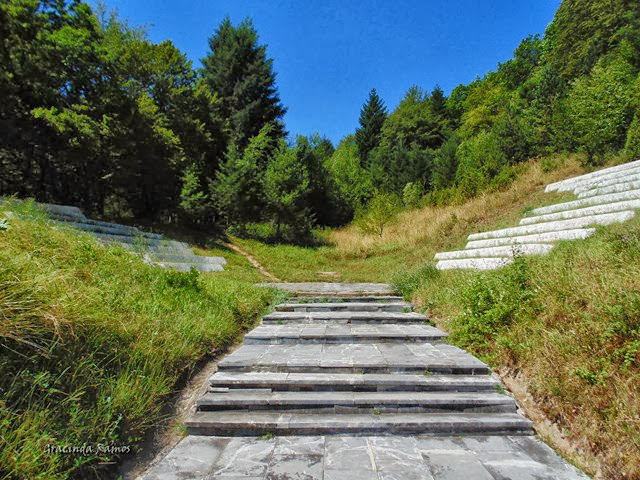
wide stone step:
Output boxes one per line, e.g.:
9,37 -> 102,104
209,372 -> 500,392
467,211 -> 635,241
275,302 -> 410,313
436,257 -> 513,271
289,295 -> 405,303
576,176 -> 640,197
465,228 -> 595,249
520,199 -> 640,225
196,391 -> 516,413
155,262 -> 224,273
64,220 -> 163,239
434,244 -> 553,260
91,231 -> 174,246
531,189 -> 640,216
244,324 -> 447,344
186,411 -> 533,436
545,160 -> 640,192
259,282 -> 395,297
262,311 -> 427,325
556,165 -> 640,193
40,203 -> 87,221
145,252 -> 226,264
217,343 -> 489,374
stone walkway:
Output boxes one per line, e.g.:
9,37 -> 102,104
140,283 -> 590,479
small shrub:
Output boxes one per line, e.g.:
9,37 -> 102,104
392,264 -> 440,298
355,192 -> 400,237
402,182 -> 423,208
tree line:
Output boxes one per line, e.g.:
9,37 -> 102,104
1,0 -> 639,241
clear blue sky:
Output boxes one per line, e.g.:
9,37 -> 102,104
90,0 -> 561,145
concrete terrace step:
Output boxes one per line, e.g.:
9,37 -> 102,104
155,262 -> 224,273
554,165 -> 640,193
186,411 -> 533,436
64,220 -> 163,239
545,159 -> 640,192
435,244 -> 554,260
575,174 -> 640,195
533,189 -> 640,216
217,343 -> 489,374
145,252 -> 226,264
520,199 -> 640,225
578,179 -> 640,198
467,211 -> 635,241
244,324 -> 447,344
259,282 -> 395,296
275,302 -> 410,313
437,257 -> 513,271
465,228 -> 595,249
209,372 -> 500,392
196,391 -> 517,413
262,311 -> 428,325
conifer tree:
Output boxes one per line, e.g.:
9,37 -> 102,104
202,17 -> 286,149
355,88 -> 387,163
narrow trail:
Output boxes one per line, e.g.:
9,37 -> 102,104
225,240 -> 281,282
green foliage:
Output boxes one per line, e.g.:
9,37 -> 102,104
355,192 -> 401,237
0,218 -> 9,231
202,17 -> 286,149
402,182 -> 423,208
355,88 -> 387,163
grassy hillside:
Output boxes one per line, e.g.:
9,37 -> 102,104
234,154 -> 582,282
396,219 -> 640,479
0,200 -> 279,480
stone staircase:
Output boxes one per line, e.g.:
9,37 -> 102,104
435,159 -> 640,270
37,203 -> 226,272
140,283 -> 589,479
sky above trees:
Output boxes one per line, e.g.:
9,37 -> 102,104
88,0 -> 561,143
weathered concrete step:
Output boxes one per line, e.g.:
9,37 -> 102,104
520,199 -> 640,225
275,302 -> 411,313
289,295 -> 405,303
217,343 -> 489,374
155,262 -> 224,273
92,231 -> 182,247
40,203 -> 87,221
576,176 -> 640,197
196,391 -> 516,413
545,160 -> 640,192
262,311 -> 427,325
64,220 -> 163,239
145,252 -> 226,264
209,372 -> 500,392
435,244 -> 553,260
186,411 -> 533,436
465,228 -> 595,249
244,324 -> 447,344
436,257 -> 513,271
467,211 -> 635,241
259,282 -> 395,296
531,189 -> 640,216
557,165 -> 640,193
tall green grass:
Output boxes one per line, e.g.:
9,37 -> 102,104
394,219 -> 640,478
0,199 -> 278,479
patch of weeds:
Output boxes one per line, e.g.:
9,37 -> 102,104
403,307 -> 411,313
494,384 -> 507,395
423,370 -> 433,376
0,217 -> 9,231
392,264 -> 440,298
276,319 -> 284,325
372,409 -> 381,415
259,432 -> 275,441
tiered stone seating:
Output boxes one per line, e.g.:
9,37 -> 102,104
39,203 -> 225,272
434,160 -> 640,270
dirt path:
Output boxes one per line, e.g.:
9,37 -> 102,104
225,241 -> 281,282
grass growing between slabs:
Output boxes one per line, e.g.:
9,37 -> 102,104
0,199 -> 280,480
233,155 -> 583,283
394,218 -> 640,479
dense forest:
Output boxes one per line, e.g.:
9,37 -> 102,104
1,0 -> 640,241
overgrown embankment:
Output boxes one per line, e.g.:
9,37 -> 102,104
0,200 -> 278,480
394,219 -> 640,479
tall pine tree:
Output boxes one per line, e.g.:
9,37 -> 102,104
202,17 -> 286,150
355,88 -> 387,164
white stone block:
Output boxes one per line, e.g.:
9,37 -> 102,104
436,257 -> 514,270
531,189 -> 640,216
545,159 -> 640,192
468,211 -> 635,240
465,229 -> 595,249
435,244 -> 554,260
577,179 -> 640,198
521,199 -> 640,225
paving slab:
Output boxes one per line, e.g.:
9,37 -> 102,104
465,228 -> 595,249
520,199 -> 640,225
275,302 -> 411,312
217,343 -> 489,374
436,257 -> 514,271
244,324 -> 447,344
262,311 -> 428,325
